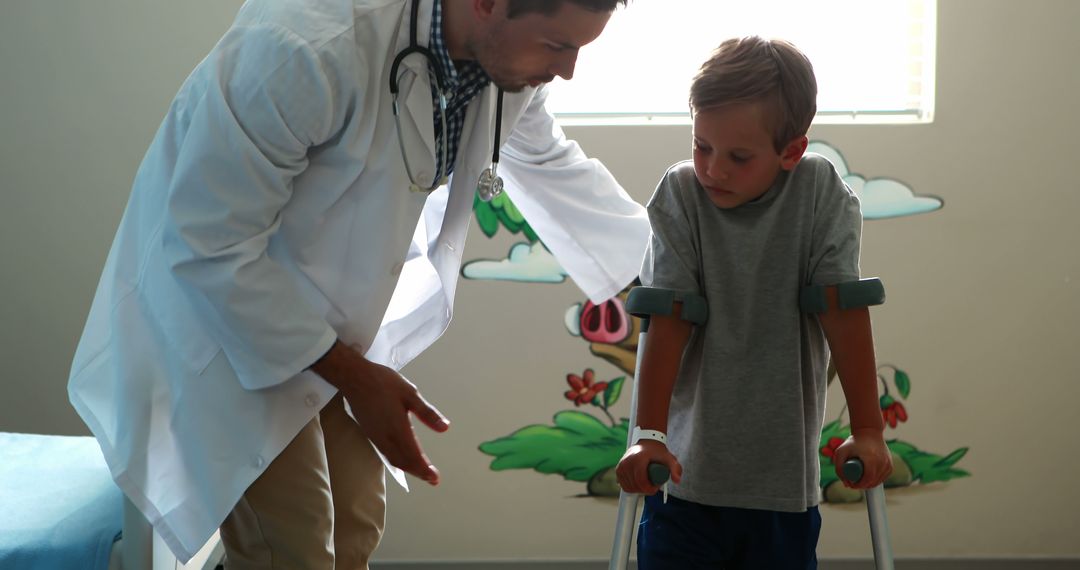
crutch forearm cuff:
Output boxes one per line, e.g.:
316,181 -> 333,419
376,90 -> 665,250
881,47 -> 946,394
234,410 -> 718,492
800,278 -> 885,313
625,286 -> 708,325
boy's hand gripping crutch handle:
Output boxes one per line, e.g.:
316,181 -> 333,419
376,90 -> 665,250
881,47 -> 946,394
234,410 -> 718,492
842,458 -> 896,570
609,463 -> 669,570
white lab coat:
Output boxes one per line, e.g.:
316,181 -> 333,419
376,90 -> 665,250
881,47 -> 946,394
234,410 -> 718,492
67,0 -> 648,562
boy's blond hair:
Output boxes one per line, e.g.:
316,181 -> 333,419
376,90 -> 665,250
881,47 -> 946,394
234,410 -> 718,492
689,36 -> 818,152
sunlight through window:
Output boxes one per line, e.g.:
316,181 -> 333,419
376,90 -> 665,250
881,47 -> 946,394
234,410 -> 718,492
545,0 -> 936,124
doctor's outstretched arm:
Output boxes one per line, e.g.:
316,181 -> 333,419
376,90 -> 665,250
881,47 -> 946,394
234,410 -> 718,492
311,340 -> 450,485
496,85 -> 650,304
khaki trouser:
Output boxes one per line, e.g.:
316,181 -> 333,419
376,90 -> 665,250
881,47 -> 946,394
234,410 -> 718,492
220,393 -> 386,570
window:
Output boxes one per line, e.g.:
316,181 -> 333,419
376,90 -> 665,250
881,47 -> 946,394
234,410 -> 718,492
545,0 -> 936,124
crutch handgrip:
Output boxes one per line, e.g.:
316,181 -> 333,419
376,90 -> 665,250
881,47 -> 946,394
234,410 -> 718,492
841,457 -> 865,483
647,463 -> 670,486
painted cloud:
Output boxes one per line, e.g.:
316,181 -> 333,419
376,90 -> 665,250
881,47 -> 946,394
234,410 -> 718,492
462,241 -> 569,283
808,141 -> 943,220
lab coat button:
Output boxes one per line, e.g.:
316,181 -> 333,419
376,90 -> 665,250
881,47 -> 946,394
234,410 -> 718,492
305,393 -> 319,407
444,242 -> 455,252
253,455 -> 265,469
391,261 -> 404,276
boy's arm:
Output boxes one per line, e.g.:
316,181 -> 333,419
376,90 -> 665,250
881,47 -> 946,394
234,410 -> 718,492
817,286 -> 893,488
615,303 -> 693,494
635,305 -> 694,434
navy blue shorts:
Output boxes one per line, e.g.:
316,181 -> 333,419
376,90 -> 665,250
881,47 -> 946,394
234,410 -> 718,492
637,494 -> 822,569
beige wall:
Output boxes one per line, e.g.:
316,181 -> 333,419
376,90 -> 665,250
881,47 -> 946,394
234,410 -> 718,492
2,0 -> 1078,561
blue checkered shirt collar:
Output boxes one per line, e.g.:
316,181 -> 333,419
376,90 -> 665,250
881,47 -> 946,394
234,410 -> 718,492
429,0 -> 491,177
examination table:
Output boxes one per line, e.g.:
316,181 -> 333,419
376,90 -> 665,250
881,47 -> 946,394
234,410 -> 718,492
0,432 -> 223,569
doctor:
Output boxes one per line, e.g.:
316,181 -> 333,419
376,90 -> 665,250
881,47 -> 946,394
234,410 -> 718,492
68,0 -> 645,567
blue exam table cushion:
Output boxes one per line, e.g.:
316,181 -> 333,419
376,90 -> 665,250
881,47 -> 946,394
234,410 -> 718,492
0,432 -> 121,570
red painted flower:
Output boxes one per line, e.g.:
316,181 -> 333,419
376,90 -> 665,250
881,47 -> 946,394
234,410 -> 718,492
880,395 -> 909,429
820,437 -> 845,459
564,369 -> 609,406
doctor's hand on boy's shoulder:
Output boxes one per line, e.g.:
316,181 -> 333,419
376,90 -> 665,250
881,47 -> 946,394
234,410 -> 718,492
310,340 -> 451,486
616,440 -> 683,495
832,427 -> 893,490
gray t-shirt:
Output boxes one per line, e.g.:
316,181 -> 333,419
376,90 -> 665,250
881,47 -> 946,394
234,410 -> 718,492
640,153 -> 862,512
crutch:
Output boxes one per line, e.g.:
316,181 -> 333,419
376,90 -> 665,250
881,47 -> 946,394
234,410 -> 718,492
842,458 -> 896,570
609,287 -> 708,570
801,277 -> 890,568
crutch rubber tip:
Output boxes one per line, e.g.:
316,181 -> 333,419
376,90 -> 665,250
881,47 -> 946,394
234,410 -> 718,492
647,463 -> 670,486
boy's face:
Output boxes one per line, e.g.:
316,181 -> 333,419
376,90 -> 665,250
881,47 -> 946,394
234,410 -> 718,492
692,102 -> 807,209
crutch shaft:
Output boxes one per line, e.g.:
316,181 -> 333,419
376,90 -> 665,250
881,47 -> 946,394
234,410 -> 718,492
865,485 -> 894,570
842,458 -> 895,570
609,327 -> 651,570
609,493 -> 639,570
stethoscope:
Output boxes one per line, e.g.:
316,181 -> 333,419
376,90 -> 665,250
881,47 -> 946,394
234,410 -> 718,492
388,0 -> 504,202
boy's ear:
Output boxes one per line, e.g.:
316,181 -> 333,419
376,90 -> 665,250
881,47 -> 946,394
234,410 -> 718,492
779,136 -> 809,170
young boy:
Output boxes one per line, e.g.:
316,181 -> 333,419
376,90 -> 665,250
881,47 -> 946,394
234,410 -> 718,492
615,36 -> 893,568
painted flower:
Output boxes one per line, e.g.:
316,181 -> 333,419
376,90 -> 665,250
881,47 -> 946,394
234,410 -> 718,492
820,437 -> 846,459
880,395 -> 909,429
564,369 -> 609,406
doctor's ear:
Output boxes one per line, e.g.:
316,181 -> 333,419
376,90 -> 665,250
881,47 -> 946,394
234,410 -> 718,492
779,135 -> 808,170
472,0 -> 498,21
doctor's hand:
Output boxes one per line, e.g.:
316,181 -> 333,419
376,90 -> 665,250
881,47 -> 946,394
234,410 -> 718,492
311,340 -> 450,485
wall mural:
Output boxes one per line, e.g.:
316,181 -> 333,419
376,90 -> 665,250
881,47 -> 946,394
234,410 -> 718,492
467,141 -> 968,503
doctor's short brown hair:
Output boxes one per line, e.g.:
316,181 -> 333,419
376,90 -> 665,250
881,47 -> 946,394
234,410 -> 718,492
507,0 -> 628,18
690,36 -> 818,153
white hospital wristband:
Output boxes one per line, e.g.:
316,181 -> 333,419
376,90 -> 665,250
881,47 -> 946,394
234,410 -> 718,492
631,427 -> 667,446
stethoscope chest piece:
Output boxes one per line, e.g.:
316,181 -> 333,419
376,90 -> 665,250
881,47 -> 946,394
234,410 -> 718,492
476,165 -> 504,202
